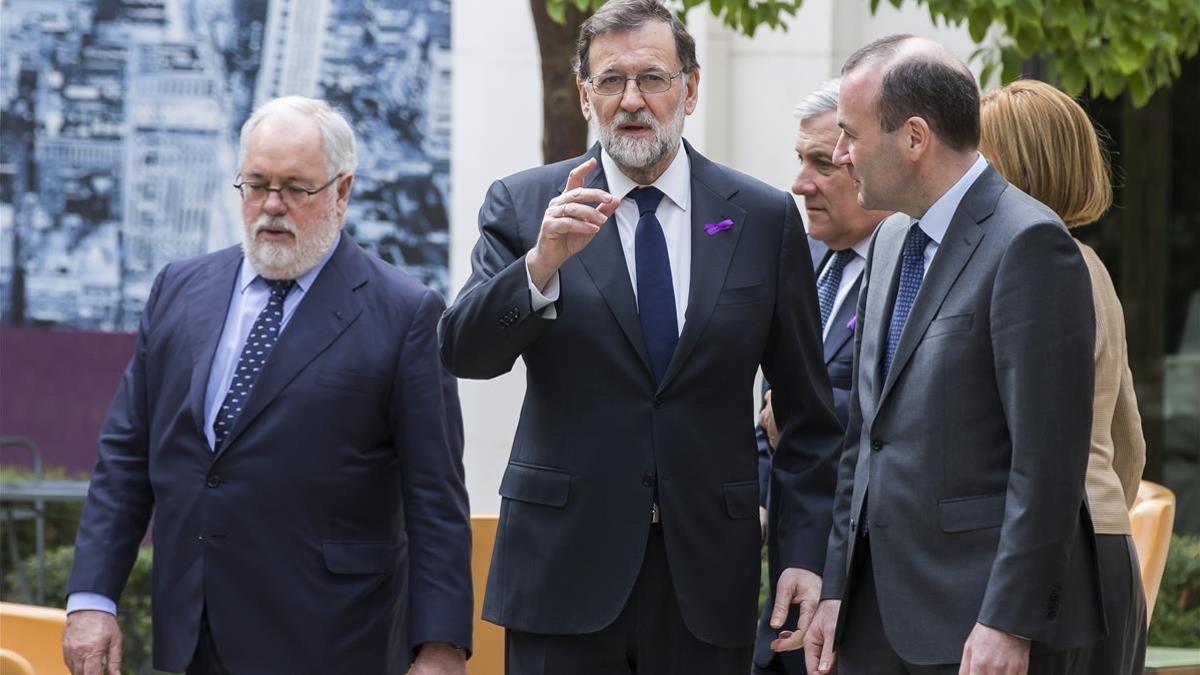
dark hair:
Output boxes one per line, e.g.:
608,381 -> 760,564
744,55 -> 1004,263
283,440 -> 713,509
842,34 -> 913,74
574,0 -> 698,79
843,34 -> 981,152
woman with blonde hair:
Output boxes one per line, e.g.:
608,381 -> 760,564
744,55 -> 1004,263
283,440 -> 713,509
980,79 -> 1147,673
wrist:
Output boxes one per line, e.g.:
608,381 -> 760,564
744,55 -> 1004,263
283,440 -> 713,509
526,246 -> 558,291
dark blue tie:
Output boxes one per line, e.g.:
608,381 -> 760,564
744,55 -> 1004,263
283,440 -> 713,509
883,222 -> 930,379
212,278 -> 293,449
631,187 -> 677,386
818,249 -> 855,330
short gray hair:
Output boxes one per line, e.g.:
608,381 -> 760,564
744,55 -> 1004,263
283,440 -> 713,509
574,0 -> 698,79
238,96 -> 358,179
794,78 -> 840,122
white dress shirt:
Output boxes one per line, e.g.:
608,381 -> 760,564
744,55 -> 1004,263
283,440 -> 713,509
528,146 -> 693,334
912,153 -> 988,275
820,235 -> 872,341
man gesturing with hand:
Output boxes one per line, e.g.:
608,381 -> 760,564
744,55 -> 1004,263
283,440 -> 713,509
439,2 -> 842,672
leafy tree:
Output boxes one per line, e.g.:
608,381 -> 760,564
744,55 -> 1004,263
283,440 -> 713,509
875,0 -> 1200,106
534,0 -> 1200,161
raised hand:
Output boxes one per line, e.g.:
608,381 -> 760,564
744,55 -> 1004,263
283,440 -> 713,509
526,157 -> 620,290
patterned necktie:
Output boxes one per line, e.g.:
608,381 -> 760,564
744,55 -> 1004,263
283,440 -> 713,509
212,278 -> 294,449
631,186 -> 677,386
818,248 -> 856,330
883,222 -> 930,379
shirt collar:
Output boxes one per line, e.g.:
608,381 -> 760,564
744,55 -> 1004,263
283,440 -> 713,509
914,153 -> 988,245
599,143 -> 691,211
239,232 -> 341,294
849,232 -> 873,261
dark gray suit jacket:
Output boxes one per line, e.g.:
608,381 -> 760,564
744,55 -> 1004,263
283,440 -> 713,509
439,141 -> 843,647
822,165 -> 1104,664
754,238 -> 862,670
69,236 -> 473,672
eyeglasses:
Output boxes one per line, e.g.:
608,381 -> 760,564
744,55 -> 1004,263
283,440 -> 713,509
587,70 -> 683,96
233,174 -> 342,207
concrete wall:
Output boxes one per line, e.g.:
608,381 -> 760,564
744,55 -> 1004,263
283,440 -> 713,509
451,0 -> 976,513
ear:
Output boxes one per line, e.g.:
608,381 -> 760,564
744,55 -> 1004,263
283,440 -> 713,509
903,116 -> 932,160
683,68 -> 700,115
336,174 -> 354,217
578,78 -> 592,122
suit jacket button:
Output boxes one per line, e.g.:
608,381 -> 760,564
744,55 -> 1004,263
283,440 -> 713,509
653,395 -> 664,408
871,438 -> 883,451
206,475 -> 221,488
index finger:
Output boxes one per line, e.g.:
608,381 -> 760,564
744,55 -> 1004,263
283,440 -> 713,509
565,157 -> 597,192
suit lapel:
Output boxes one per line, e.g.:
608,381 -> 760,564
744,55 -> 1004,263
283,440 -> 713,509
877,168 -> 1003,408
214,236 -> 366,459
657,147 -> 746,393
860,215 -> 908,420
187,248 -> 243,440
823,273 -> 860,365
574,148 -> 655,380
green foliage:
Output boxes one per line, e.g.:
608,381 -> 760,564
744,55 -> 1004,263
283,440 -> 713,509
545,0 -> 1200,106
1149,533 -> 1200,647
0,466 -> 87,585
544,0 -> 805,37
2,545 -> 157,675
872,0 -> 1200,107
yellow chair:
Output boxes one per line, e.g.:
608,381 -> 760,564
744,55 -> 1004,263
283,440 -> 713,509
0,648 -> 36,675
470,515 -> 504,675
1129,480 -> 1176,621
0,602 -> 68,674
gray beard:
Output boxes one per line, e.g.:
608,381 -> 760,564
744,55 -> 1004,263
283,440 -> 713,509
594,101 -> 686,181
242,204 -> 340,280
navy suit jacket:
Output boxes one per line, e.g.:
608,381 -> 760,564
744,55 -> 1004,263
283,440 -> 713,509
68,235 -> 472,673
753,237 -> 861,670
440,141 -> 842,647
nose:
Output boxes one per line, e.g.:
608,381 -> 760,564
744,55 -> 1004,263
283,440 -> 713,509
263,189 -> 288,215
619,79 -> 646,112
792,165 -> 817,197
832,132 -> 851,167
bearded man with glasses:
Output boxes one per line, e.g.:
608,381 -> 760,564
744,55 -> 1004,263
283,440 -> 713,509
62,96 -> 472,675
440,1 -> 842,672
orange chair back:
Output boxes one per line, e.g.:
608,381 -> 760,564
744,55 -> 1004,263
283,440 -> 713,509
0,648 -> 36,675
0,602 -> 68,674
470,515 -> 504,675
1129,480 -> 1176,621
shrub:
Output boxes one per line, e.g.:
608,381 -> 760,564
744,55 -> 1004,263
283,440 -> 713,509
1149,533 -> 1200,648
3,545 -> 156,675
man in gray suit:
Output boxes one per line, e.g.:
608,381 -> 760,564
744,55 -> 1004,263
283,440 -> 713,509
754,78 -> 891,675
795,37 -> 1104,674
439,1 -> 843,673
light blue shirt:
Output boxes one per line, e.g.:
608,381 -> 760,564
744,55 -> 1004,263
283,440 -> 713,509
67,236 -> 340,616
912,153 -> 988,276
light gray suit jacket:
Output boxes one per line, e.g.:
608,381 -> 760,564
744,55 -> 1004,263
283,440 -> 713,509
821,165 -> 1105,664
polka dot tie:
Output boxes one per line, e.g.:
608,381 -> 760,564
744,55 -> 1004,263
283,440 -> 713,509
883,222 -> 930,380
212,278 -> 294,449
817,248 -> 855,330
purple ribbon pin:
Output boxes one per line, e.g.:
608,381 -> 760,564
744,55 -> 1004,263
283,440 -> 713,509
704,218 -> 734,236
847,314 -> 857,331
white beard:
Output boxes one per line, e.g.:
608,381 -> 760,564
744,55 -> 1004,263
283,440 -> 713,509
242,200 -> 341,280
593,95 -> 686,174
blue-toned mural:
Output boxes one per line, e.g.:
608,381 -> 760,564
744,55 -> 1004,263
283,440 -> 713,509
0,0 -> 452,331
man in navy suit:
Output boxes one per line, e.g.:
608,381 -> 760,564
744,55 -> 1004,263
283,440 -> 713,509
754,78 -> 892,674
61,97 -> 472,675
439,1 -> 843,672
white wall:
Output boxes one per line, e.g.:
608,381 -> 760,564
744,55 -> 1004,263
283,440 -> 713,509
451,0 -> 975,514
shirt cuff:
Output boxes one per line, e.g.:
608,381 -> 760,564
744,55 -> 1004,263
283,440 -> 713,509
67,592 -> 118,615
526,261 -> 560,319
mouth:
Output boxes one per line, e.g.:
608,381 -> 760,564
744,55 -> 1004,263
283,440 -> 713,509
617,123 -> 653,136
256,223 -> 296,242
